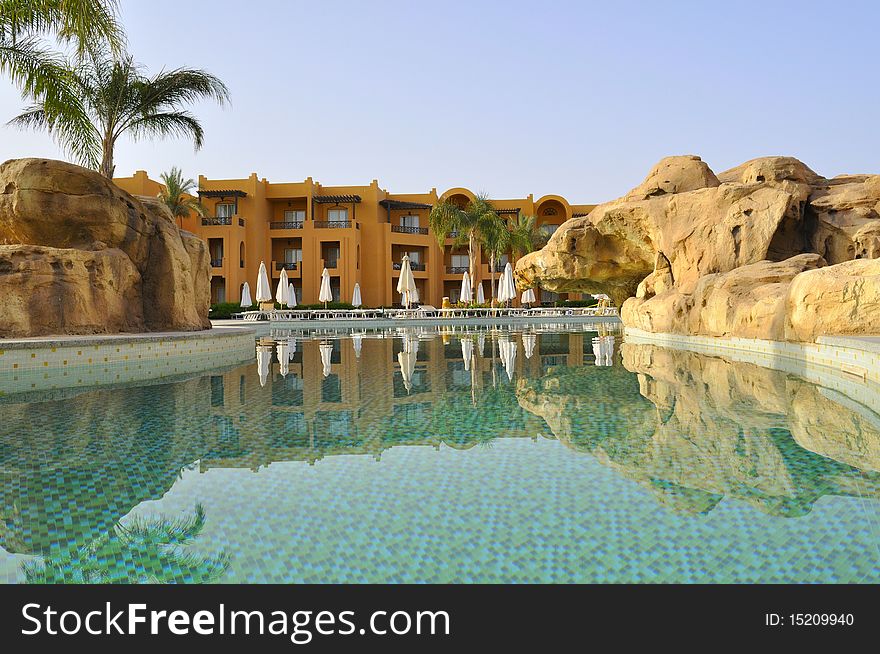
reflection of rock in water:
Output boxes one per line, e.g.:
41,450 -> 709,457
517,343 -> 880,516
0,377 -> 216,556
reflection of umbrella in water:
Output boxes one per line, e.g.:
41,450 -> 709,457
319,341 -> 334,377
256,345 -> 272,387
276,340 -> 290,377
351,330 -> 364,358
498,338 -> 517,381
477,332 -> 486,356
287,337 -> 296,361
522,333 -> 536,359
397,333 -> 419,393
460,338 -> 473,372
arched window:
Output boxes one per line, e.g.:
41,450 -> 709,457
543,206 -> 558,216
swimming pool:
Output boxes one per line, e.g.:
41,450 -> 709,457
1,324 -> 878,583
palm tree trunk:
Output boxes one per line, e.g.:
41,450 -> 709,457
468,231 -> 477,302
100,137 -> 115,178
490,253 -> 496,302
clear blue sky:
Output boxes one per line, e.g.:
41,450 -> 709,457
1,0 -> 878,203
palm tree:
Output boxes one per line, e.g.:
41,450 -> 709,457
478,212 -> 510,301
158,166 -> 206,228
428,193 -> 498,298
0,1 -> 124,113
9,46 -> 230,177
508,212 -> 547,256
22,504 -> 229,584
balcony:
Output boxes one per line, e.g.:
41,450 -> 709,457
276,262 -> 298,271
315,220 -> 352,229
391,225 -> 428,235
393,262 -> 426,271
446,266 -> 468,274
270,221 -> 304,230
202,216 -> 245,227
211,258 -> 223,268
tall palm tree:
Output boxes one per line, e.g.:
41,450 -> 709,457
9,46 -> 230,177
429,193 -> 498,296
0,1 -> 123,112
478,212 -> 510,301
158,166 -> 206,228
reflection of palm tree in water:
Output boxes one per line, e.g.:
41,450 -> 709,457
22,504 -> 228,584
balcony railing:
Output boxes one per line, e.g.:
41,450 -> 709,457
393,262 -> 426,271
324,261 -> 338,269
270,221 -> 304,230
210,258 -> 223,267
446,266 -> 468,274
315,220 -> 351,229
203,217 -> 232,226
276,262 -> 298,271
391,225 -> 428,235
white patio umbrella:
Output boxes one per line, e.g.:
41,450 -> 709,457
275,268 -> 289,306
475,281 -> 485,304
319,341 -> 334,377
352,282 -> 362,308
499,337 -> 517,381
521,288 -> 536,307
256,261 -> 272,304
497,262 -> 517,305
461,337 -> 474,372
396,255 -> 417,308
256,345 -> 272,387
459,271 -> 472,304
522,333 -> 537,359
318,268 -> 333,308
276,340 -> 290,377
287,283 -> 297,308
240,281 -> 253,308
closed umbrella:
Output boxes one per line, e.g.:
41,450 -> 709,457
287,283 -> 297,308
521,288 -> 536,307
522,333 -> 537,359
276,340 -> 290,377
352,283 -> 362,308
256,261 -> 272,304
240,282 -> 253,308
275,268 -> 289,306
319,341 -> 333,377
475,281 -> 485,304
318,268 -> 333,308
256,345 -> 272,387
396,255 -> 417,309
459,271 -> 472,304
497,263 -> 517,304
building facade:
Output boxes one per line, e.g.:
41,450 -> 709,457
115,171 -> 595,307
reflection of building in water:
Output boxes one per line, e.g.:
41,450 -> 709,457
202,330 -> 602,470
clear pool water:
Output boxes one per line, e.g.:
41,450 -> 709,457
1,324 -> 879,583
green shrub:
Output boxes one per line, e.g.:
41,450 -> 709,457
209,302 -> 246,319
558,298 -> 599,308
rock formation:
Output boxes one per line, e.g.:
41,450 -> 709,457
515,155 -> 880,341
0,158 -> 211,337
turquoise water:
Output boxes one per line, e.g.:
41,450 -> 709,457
1,325 -> 879,583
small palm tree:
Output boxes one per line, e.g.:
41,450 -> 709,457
429,193 -> 498,298
10,45 -> 230,177
508,212 -> 547,256
0,1 -> 124,117
159,166 -> 206,228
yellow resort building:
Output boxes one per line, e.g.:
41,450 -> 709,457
114,170 -> 596,307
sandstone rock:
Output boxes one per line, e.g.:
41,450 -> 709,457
623,154 -> 719,201
785,258 -> 880,341
516,154 -> 880,342
0,158 -> 210,337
